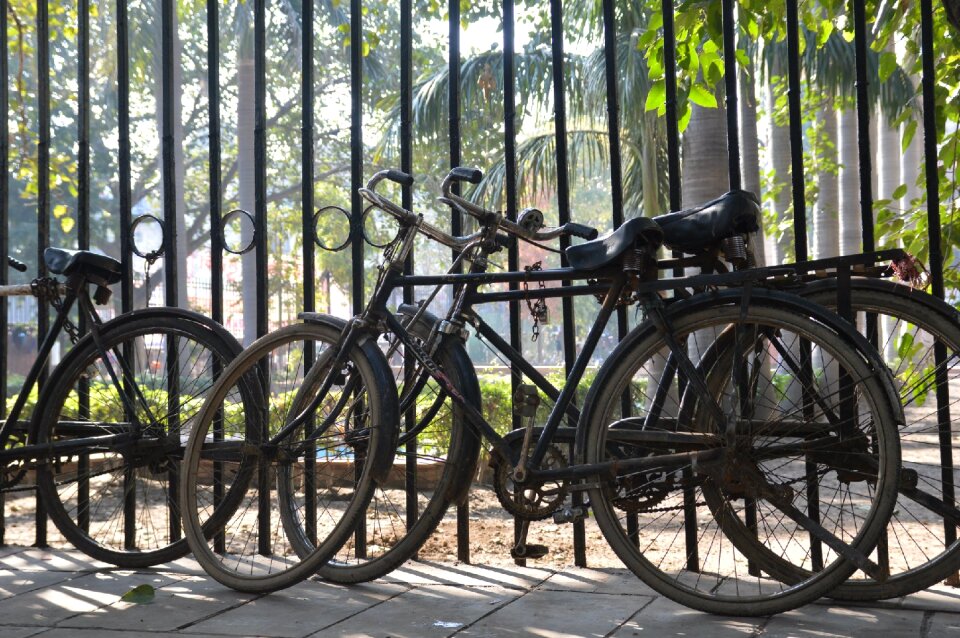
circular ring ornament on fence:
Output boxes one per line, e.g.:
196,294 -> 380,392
313,205 -> 351,252
361,204 -> 399,249
130,214 -> 165,261
221,209 -> 257,255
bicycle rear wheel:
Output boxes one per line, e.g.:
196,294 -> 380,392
582,296 -> 900,616
801,279 -> 960,600
32,312 -> 246,568
179,321 -> 397,592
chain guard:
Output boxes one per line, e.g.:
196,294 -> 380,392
492,443 -> 569,521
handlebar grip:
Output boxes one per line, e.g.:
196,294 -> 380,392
566,223 -> 599,240
448,167 -> 483,184
7,256 -> 27,272
383,170 -> 415,187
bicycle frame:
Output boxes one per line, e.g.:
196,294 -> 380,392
0,276 -> 159,465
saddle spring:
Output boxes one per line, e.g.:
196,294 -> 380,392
721,235 -> 748,269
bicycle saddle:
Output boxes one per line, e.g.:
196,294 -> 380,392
44,247 -> 123,286
653,189 -> 760,254
565,216 -> 664,270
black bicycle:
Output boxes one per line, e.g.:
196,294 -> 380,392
180,169 -> 904,616
0,248 -> 255,567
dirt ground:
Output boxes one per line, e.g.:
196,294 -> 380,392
0,482 -> 622,569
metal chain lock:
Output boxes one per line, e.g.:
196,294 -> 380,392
522,261 -> 548,341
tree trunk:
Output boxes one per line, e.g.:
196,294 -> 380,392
738,53 -> 766,266
877,105 -> 901,360
766,62 -> 793,264
837,106 -> 860,256
238,58 -> 257,346
814,103 -> 839,260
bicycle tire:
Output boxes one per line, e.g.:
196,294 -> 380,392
298,311 -> 481,583
31,312 -> 246,568
179,321 -> 397,592
581,295 -> 901,616
800,279 -> 960,600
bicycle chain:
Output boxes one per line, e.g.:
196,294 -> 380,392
522,261 -> 548,341
31,277 -> 80,344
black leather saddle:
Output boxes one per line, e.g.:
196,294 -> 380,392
653,189 -> 760,254
565,216 -> 664,270
44,248 -> 123,286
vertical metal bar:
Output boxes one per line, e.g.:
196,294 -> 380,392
401,0 -> 420,554
503,0 -> 521,569
0,0 -> 8,546
117,0 -> 133,312
548,0 -> 578,569
661,0 -> 697,571
301,0 -> 317,548
852,0 -> 874,252
160,0 -> 181,546
77,0 -> 91,536
595,0 -> 627,570
350,0 -> 363,317
35,0 -> 51,549
254,0 -> 270,556
161,0 -> 178,307
447,0 -> 470,562
920,0 -> 955,570
206,0 -> 226,554
786,0 -> 807,261
208,0 -> 223,352
349,0 -> 367,558
661,0 -> 681,211
721,0 -> 740,191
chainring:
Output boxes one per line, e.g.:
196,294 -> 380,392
603,441 -> 677,513
492,443 -> 569,521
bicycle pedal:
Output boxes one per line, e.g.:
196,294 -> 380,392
553,505 -> 588,524
511,544 -> 549,560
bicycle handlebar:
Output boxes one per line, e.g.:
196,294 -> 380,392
361,168 -> 600,253
7,256 -> 27,272
439,167 -> 599,242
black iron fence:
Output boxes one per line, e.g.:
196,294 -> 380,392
0,0 -> 955,563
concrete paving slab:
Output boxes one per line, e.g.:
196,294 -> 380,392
539,567 -> 657,596
317,584 -> 522,638
926,610 -> 960,636
39,629 -> 196,638
59,572 -> 255,632
459,588 -> 650,638
377,560 -> 553,590
0,626 -> 49,638
763,604 -> 924,637
613,596 -> 762,637
900,585 -> 960,613
183,580 -> 408,637
0,547 -> 109,573
0,567 -> 77,600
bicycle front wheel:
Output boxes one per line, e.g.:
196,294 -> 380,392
179,321 -> 397,593
32,312 -> 246,568
582,298 -> 901,616
310,311 -> 481,583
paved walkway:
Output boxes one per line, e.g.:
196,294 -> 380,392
0,547 -> 959,637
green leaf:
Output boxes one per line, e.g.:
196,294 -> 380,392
120,584 -> 155,604
53,204 -> 68,218
878,51 -> 897,82
892,184 -> 908,200
689,84 -> 718,109
901,120 -> 917,152
645,80 -> 666,112
60,217 -> 75,234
